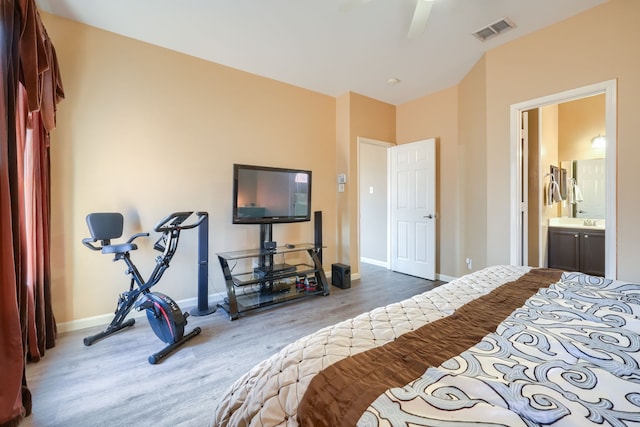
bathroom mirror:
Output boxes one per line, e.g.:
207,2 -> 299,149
560,158 -> 605,219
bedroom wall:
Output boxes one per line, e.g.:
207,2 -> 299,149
457,57 -> 488,278
43,13 -> 338,324
483,0 -> 640,281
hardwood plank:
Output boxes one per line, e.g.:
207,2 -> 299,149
23,264 -> 445,427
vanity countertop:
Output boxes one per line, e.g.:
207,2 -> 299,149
548,217 -> 605,230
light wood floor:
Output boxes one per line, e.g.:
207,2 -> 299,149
23,264 -> 445,427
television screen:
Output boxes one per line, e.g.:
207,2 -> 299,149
232,164 -> 312,224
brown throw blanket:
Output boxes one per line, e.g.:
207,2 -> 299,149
297,268 -> 563,426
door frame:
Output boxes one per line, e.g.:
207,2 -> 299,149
509,79 -> 617,279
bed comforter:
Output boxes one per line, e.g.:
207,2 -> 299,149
212,265 -> 640,426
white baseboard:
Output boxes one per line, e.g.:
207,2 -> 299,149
360,257 -> 389,268
361,258 -> 455,283
56,294 -> 224,333
437,273 -> 457,282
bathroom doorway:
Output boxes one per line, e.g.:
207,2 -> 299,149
510,80 -> 617,279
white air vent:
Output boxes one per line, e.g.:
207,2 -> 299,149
473,17 -> 516,42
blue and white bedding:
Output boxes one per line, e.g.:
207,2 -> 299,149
360,272 -> 640,426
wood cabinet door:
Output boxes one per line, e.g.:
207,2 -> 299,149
580,230 -> 605,276
548,228 -> 580,271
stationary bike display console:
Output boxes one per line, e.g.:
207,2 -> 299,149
82,211 -> 207,364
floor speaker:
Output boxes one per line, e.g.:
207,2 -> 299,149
314,211 -> 322,264
331,263 -> 351,289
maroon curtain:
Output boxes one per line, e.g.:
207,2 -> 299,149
0,2 -> 24,426
1,1 -> 63,426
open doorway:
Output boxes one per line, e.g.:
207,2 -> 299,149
358,137 -> 393,268
510,80 -> 617,279
526,96 -> 606,268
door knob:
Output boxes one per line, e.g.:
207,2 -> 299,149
424,214 -> 434,219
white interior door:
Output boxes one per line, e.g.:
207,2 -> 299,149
390,139 -> 436,280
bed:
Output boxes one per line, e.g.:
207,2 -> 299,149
212,265 -> 640,426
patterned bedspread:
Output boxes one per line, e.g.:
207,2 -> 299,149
212,266 -> 640,426
360,272 -> 640,426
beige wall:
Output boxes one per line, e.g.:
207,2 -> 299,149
43,0 -> 640,325
335,94 -> 350,265
457,57 -> 488,277
45,14 -> 337,323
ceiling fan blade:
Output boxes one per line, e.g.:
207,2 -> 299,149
407,0 -> 434,39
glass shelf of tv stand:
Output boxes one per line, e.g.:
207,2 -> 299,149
216,243 -> 329,320
217,243 -> 319,261
229,262 -> 318,287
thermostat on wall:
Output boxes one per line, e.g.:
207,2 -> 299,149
337,173 -> 346,184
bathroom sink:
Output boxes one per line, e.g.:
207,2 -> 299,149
548,217 -> 605,230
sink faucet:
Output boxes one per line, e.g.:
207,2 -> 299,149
583,219 -> 593,226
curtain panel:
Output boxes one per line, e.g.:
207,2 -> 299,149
1,1 -> 64,426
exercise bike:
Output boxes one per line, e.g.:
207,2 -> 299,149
82,211 -> 207,364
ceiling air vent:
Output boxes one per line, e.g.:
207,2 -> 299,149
473,17 -> 516,42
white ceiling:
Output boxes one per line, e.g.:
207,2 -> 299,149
35,0 -> 607,105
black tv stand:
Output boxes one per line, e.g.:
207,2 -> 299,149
216,223 -> 329,320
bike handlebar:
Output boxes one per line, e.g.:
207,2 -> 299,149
82,237 -> 102,251
153,211 -> 208,233
127,232 -> 150,243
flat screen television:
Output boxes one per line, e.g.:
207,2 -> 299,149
232,164 -> 312,224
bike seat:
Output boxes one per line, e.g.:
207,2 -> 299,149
100,242 -> 138,254
84,212 -> 139,254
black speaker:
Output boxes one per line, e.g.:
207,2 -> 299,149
314,211 -> 323,263
332,263 -> 351,289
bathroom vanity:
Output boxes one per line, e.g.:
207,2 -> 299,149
548,218 -> 605,277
